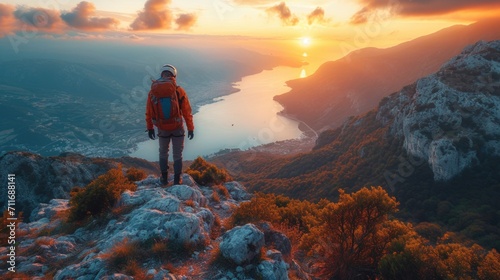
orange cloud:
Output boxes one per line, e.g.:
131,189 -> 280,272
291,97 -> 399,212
14,6 -> 64,31
351,0 -> 500,23
130,0 -> 173,30
61,1 -> 119,30
266,2 -> 299,26
0,4 -> 15,36
176,13 -> 197,31
307,7 -> 329,25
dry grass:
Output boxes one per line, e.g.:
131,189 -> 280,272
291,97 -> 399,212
125,167 -> 147,182
102,238 -> 146,271
124,260 -> 150,280
211,191 -> 221,203
212,185 -> 230,200
184,199 -> 196,208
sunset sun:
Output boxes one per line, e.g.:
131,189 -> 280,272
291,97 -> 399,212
301,37 -> 312,47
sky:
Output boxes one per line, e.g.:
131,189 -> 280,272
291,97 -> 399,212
1,0 -> 500,66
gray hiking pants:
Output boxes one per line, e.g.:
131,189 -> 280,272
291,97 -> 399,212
158,127 -> 185,175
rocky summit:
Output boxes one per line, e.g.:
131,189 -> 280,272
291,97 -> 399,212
377,40 -> 500,181
4,173 -> 293,280
0,151 -> 159,222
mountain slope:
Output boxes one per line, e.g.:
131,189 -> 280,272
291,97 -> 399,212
213,40 -> 500,249
275,18 -> 500,131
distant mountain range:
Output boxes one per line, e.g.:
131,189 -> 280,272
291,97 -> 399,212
275,18 -> 500,131
214,40 -> 500,249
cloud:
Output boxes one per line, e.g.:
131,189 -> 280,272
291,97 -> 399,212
351,0 -> 500,24
175,13 -> 197,31
350,7 -> 371,24
130,0 -> 173,30
266,2 -> 299,26
0,4 -> 15,36
61,1 -> 119,30
307,7 -> 329,25
14,6 -> 64,31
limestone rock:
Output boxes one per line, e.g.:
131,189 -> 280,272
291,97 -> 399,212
220,224 -> 265,265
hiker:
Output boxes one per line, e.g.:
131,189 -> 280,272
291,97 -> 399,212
145,64 -> 194,185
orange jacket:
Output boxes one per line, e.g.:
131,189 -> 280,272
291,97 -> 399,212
145,79 -> 194,132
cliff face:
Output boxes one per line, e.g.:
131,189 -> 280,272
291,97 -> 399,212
0,151 -> 159,221
377,40 -> 500,181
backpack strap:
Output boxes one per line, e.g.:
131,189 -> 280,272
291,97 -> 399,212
176,86 -> 185,105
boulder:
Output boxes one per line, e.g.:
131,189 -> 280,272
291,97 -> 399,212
256,250 -> 289,280
220,224 -> 265,265
167,184 -> 207,207
224,181 -> 252,201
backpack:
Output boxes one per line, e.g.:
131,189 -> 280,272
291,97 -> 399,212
150,78 -> 183,131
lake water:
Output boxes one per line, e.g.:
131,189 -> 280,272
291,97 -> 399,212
130,66 -> 305,161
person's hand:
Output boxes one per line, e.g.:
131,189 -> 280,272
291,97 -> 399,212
148,129 -> 156,140
188,130 -> 194,140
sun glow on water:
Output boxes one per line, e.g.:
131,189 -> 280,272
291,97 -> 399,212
300,68 -> 307,78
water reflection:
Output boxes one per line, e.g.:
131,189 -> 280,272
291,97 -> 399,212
300,68 -> 307,78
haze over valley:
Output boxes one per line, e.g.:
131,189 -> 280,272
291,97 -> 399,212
0,38 -> 299,157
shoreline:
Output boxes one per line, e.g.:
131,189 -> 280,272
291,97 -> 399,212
277,111 -> 318,138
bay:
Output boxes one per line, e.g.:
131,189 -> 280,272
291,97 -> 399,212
130,66 -> 305,161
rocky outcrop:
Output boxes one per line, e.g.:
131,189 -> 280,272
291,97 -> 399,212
0,151 -> 159,221
6,172 -> 298,279
219,224 -> 265,265
377,40 -> 500,181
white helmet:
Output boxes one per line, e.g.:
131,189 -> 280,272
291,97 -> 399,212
160,64 -> 177,77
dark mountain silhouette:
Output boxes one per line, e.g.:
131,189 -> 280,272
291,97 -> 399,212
275,18 -> 500,131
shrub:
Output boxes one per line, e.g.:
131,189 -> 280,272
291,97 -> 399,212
301,187 -> 406,279
478,249 -> 500,280
414,222 -> 444,243
68,166 -> 137,222
230,193 -> 281,227
186,157 -> 232,186
125,167 -> 147,182
380,235 -> 499,280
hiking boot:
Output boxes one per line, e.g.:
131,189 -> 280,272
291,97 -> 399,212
160,172 -> 169,186
174,173 -> 182,185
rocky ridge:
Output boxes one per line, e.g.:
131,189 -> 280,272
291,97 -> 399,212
377,40 -> 500,181
0,151 -> 159,222
2,174 -> 295,280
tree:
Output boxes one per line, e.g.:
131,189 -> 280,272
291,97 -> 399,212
303,186 -> 407,279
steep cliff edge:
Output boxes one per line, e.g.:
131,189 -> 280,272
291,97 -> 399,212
377,40 -> 500,181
